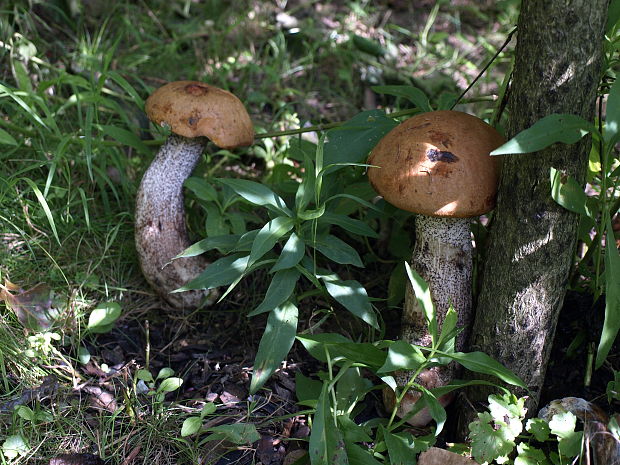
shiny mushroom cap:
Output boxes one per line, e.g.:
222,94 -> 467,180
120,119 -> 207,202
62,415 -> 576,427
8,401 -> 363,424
368,110 -> 505,218
145,80 -> 254,149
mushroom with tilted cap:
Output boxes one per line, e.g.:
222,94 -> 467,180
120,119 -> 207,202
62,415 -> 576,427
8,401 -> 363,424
136,80 -> 254,308
367,110 -> 504,425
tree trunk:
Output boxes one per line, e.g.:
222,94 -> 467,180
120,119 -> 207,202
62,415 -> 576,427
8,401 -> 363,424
457,0 -> 608,432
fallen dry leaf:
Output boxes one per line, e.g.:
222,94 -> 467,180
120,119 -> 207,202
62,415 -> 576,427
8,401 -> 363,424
0,281 -> 59,331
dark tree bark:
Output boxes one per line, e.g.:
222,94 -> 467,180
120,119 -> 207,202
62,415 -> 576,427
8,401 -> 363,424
457,0 -> 609,430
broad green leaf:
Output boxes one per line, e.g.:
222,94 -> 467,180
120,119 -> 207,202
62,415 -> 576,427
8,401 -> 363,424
606,73 -> 620,142
297,334 -> 385,368
525,418 -> 551,442
514,443 -> 550,465
313,235 -> 363,267
157,377 -> 183,393
323,278 -> 378,328
607,0 -> 620,34
181,416 -> 202,437
419,388 -> 447,435
248,268 -> 300,316
352,34 -> 386,56
185,177 -> 219,202
319,212 -> 378,238
469,411 -> 516,464
204,423 -> 261,445
491,114 -> 595,155
100,124 -> 150,154
248,216 -> 295,268
323,110 -> 399,167
0,128 -> 17,146
337,415 -> 372,443
377,340 -> 426,373
382,427 -> 417,465
271,233 -> 306,272
345,442 -> 383,465
549,412 -> 583,458
550,168 -> 589,217
88,302 -> 121,333
404,262 -> 436,339
295,153 -> 316,212
250,301 -> 298,394
436,305 -> 458,353
441,351 -> 526,388
335,367 -> 373,414
178,254 -> 249,291
596,220 -> 620,368
156,367 -> 175,380
372,85 -> 432,112
232,229 -> 260,252
295,371 -> 323,405
204,203 -> 229,237
297,204 -> 326,221
309,384 -> 349,465
217,178 -> 292,216
2,434 -> 29,459
177,235 -> 240,258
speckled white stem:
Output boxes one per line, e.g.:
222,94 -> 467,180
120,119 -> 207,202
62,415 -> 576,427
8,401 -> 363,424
398,216 -> 473,389
135,134 -> 216,309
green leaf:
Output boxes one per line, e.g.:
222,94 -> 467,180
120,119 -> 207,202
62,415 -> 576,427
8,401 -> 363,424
469,411 -> 517,463
204,204 -> 229,237
2,434 -> 29,459
157,377 -> 183,393
322,278 -> 378,328
596,219 -> 620,368
297,334 -> 385,368
156,367 -> 175,380
100,124 -> 150,154
548,411 -> 583,458
271,233 -> 306,272
439,351 -> 526,387
491,114 -> 595,155
352,34 -> 386,56
607,0 -> 620,34
323,110 -> 399,168
87,301 -> 121,333
295,371 -> 323,405
404,262 -> 436,340
309,384 -> 349,465
297,204 -> 326,221
249,268 -> 300,316
181,416 -> 203,437
377,340 -> 426,373
136,369 -> 154,382
606,76 -> 620,142
335,367 -> 373,414
319,212 -> 378,238
550,168 -> 589,216
526,418 -> 551,442
177,235 -> 240,258
420,388 -> 447,435
514,443 -> 550,465
372,85 -> 432,112
178,254 -> 249,291
185,177 -> 219,202
22,178 -> 60,245
248,216 -> 295,268
217,178 -> 292,216
345,443 -> 383,465
313,235 -> 363,267
383,428 -> 417,465
250,301 -> 298,394
204,423 -> 261,445
0,128 -> 17,146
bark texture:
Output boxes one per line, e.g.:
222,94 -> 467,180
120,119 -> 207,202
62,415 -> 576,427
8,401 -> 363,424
458,0 -> 608,426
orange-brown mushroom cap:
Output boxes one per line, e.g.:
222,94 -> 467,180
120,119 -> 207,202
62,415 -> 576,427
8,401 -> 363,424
367,110 -> 505,218
145,80 -> 254,149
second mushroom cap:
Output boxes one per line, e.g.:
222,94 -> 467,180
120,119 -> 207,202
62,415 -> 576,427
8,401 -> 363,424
367,110 -> 504,218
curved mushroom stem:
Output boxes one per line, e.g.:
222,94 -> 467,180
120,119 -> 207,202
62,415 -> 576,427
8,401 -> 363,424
392,216 -> 473,424
135,134 -> 217,309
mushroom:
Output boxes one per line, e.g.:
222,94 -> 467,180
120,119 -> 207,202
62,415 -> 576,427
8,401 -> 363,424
136,80 -> 254,308
367,110 -> 504,425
